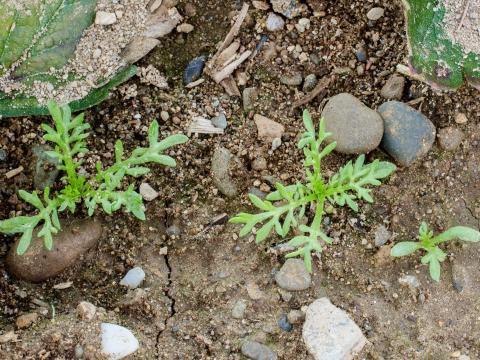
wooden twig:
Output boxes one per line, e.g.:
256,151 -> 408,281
457,0 -> 471,31
292,75 -> 334,110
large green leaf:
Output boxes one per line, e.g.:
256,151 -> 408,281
0,1 -> 139,117
0,0 -> 96,77
404,0 -> 480,90
0,65 -> 137,117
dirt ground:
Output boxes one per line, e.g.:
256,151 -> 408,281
1,0 -> 479,359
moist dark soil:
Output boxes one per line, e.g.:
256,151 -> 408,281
1,0 -> 479,359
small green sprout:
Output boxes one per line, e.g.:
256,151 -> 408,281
391,222 -> 480,282
0,101 -> 188,255
230,110 -> 396,272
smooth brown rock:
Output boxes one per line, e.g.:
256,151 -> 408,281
7,218 -> 103,283
16,313 -> 38,329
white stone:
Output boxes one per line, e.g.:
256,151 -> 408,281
366,7 -> 384,21
101,323 -> 139,360
120,267 -> 145,289
177,23 -> 194,33
95,11 -> 117,26
139,183 -> 158,201
295,18 -> 311,33
303,298 -> 367,360
77,301 -> 97,321
266,13 -> 285,32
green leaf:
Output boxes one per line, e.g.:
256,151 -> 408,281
248,194 -> 271,211
429,257 -> 441,282
148,120 -> 159,146
19,190 -> 43,209
391,242 -> 420,257
255,219 -> 275,243
155,134 -> 189,152
8,0 -> 97,78
16,228 -> 34,255
303,109 -> 315,133
434,226 -> 480,244
0,216 -> 37,234
115,140 -> 124,163
126,167 -> 151,177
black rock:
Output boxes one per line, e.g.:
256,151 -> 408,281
278,314 -> 293,332
183,55 -> 206,85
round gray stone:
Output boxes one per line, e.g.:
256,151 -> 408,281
241,341 -> 277,360
321,93 -> 384,154
378,101 -> 436,166
275,258 -> 311,291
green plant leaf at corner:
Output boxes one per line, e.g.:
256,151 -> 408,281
0,65 -> 137,117
2,0 -> 97,78
403,0 -> 480,90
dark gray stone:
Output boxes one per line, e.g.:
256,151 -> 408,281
277,314 -> 293,332
0,148 -> 6,162
183,56 -> 206,85
33,145 -> 60,190
378,101 -> 436,167
303,74 -> 318,92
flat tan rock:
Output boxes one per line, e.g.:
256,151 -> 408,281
7,218 -> 103,283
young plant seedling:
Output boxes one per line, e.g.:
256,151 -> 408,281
391,222 -> 480,282
0,101 -> 188,255
230,110 -> 396,272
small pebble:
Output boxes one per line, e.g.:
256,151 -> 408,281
241,341 -> 277,360
252,157 -> 267,171
278,314 -> 293,331
184,56 -> 206,85
275,258 -> 311,291
367,7 -> 384,21
454,112 -> 468,124
211,113 -> 228,130
437,127 -> 464,151
139,183 -> 159,201
0,149 -> 7,162
160,111 -> 170,121
177,23 -> 194,33
120,267 -> 145,289
266,13 -> 285,32
16,313 -> 38,329
232,299 -> 247,319
279,72 -> 303,86
380,75 -> 405,100
302,74 -> 317,92
287,309 -> 305,324
77,301 -> 97,321
95,11 -> 117,25
374,225 -> 391,247
101,323 -> 139,359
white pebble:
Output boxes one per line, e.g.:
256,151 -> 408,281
120,267 -> 145,289
95,11 -> 117,26
367,7 -> 384,21
139,183 -> 158,201
101,323 -> 139,360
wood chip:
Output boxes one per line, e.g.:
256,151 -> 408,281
53,281 -> 73,290
5,166 -> 23,179
188,117 -> 224,135
292,75 -> 334,110
185,78 -> 205,88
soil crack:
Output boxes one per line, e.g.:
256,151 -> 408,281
155,253 -> 176,355
462,198 -> 480,228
